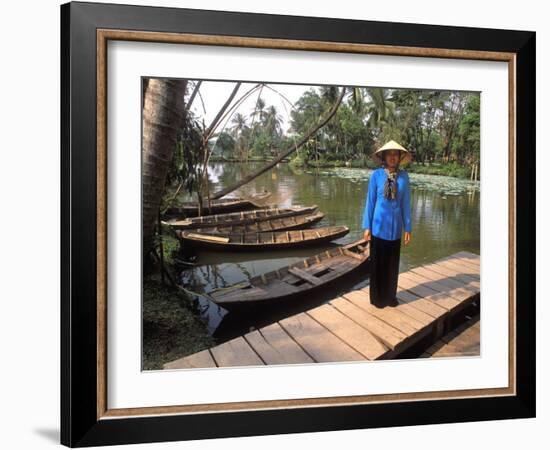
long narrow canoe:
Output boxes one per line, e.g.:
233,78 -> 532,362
187,211 -> 324,235
180,226 -> 350,251
164,206 -> 318,230
164,192 -> 271,218
209,239 -> 369,308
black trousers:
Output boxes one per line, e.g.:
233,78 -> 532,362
369,235 -> 401,307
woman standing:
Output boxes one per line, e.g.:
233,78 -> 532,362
362,140 -> 412,308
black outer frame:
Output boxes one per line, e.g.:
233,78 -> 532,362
61,1 -> 535,447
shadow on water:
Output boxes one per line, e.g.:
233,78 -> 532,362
179,241 -> 369,340
192,266 -> 370,342
176,161 -> 480,342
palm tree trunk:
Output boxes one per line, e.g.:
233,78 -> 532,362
211,87 -> 346,200
142,78 -> 187,258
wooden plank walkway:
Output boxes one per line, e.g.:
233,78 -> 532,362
164,251 -> 480,370
421,314 -> 480,358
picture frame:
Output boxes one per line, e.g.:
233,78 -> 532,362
61,1 -> 535,447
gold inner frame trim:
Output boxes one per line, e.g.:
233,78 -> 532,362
96,28 -> 517,420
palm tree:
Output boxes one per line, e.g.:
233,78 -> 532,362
212,87 -> 347,199
264,105 -> 283,138
231,112 -> 247,135
349,87 -> 367,115
142,78 -> 187,258
231,113 -> 248,160
365,88 -> 395,131
251,97 -> 267,122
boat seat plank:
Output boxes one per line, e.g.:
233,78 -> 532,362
186,233 -> 230,243
288,267 -> 323,285
279,313 -> 364,363
210,337 -> 265,367
307,304 -> 389,360
342,249 -> 364,260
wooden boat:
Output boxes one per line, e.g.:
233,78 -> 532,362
187,211 -> 325,235
164,206 -> 318,230
164,192 -> 271,218
180,226 -> 349,251
209,239 -> 369,308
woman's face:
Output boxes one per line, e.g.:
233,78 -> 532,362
383,150 -> 401,168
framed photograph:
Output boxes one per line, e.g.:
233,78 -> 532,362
61,1 -> 535,447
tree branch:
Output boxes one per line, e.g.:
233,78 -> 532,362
211,87 -> 346,200
203,82 -> 241,142
184,80 -> 202,113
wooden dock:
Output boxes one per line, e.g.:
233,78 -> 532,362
164,251 -> 480,369
421,314 -> 480,358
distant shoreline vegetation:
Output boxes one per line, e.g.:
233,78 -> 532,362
209,156 -> 475,179
205,86 -> 480,181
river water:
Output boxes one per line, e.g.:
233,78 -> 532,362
178,162 -> 480,339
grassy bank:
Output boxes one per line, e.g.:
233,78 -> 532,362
406,162 -> 472,179
143,234 -> 214,370
211,154 -> 474,179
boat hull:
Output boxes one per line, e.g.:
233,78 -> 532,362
180,226 -> 349,252
164,192 -> 271,218
209,239 -> 370,309
165,206 -> 318,230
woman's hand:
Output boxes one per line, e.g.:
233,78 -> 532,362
363,229 -> 371,241
404,232 -> 411,246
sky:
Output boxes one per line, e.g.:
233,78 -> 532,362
188,80 -> 313,134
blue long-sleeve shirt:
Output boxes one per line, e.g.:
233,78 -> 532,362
362,168 -> 412,241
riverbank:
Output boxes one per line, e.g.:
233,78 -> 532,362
210,155 -> 476,179
143,235 -> 214,370
297,158 -> 473,179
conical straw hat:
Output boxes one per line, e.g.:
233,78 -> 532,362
372,140 -> 412,165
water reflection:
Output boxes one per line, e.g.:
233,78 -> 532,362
177,162 -> 480,340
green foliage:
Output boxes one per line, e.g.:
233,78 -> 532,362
408,162 -> 471,178
454,95 -> 480,164
212,131 -> 236,158
142,279 -> 214,370
288,86 -> 479,176
166,110 -> 204,196
289,152 -> 307,170
168,84 -> 480,193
